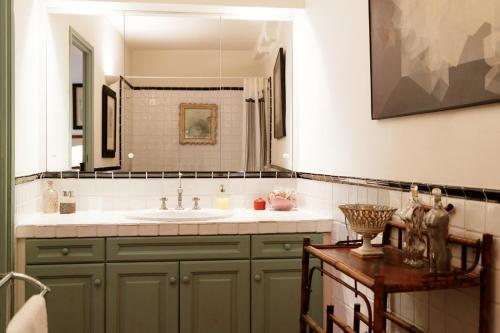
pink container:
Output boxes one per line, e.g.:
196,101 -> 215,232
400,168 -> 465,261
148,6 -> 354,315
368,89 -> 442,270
269,197 -> 295,211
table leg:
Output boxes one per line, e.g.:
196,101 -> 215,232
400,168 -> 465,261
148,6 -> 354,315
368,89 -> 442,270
479,234 -> 492,333
373,275 -> 385,333
300,238 -> 311,333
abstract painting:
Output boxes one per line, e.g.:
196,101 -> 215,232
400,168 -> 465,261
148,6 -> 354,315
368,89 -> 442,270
179,103 -> 217,145
370,0 -> 500,119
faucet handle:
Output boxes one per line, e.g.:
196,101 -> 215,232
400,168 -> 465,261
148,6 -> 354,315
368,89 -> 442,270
160,197 -> 168,210
192,197 -> 201,210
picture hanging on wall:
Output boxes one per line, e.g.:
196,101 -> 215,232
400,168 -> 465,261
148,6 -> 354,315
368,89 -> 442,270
273,47 -> 286,138
72,83 -> 83,130
179,103 -> 218,145
369,0 -> 500,119
101,85 -> 116,158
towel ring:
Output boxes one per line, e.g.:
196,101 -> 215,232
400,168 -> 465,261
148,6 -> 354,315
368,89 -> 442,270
0,272 -> 50,297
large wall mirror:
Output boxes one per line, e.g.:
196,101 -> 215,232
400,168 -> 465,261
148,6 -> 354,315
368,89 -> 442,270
45,11 -> 293,172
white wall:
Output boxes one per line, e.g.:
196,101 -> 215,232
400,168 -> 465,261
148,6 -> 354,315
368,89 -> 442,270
46,14 -> 124,170
267,21 -> 293,170
14,0 -> 47,177
294,0 -> 500,189
129,49 -> 267,78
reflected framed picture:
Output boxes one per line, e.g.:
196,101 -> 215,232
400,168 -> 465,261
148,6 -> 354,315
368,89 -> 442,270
179,103 -> 217,145
370,0 -> 500,119
72,83 -> 83,130
273,47 -> 286,138
101,85 -> 116,157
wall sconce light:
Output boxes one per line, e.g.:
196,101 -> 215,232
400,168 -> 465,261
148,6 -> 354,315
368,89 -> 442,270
105,75 -> 120,86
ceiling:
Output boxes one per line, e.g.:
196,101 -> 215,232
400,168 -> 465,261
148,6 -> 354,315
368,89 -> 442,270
121,15 -> 267,50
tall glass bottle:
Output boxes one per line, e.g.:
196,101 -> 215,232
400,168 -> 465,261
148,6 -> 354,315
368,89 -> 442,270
424,188 -> 451,273
400,185 -> 426,267
43,180 -> 59,214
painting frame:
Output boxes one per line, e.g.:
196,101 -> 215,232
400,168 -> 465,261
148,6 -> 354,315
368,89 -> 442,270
72,83 -> 83,130
101,85 -> 116,158
179,103 -> 217,145
369,0 -> 500,120
273,47 -> 286,138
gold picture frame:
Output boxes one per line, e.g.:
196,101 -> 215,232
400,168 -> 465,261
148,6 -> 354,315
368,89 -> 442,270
179,103 -> 217,145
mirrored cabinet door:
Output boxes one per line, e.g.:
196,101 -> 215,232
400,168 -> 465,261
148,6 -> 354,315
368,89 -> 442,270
44,12 -> 294,173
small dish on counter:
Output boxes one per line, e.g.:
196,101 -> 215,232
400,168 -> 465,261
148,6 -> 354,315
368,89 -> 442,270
268,190 -> 296,211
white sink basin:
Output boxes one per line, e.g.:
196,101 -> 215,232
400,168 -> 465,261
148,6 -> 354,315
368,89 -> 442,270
126,209 -> 233,222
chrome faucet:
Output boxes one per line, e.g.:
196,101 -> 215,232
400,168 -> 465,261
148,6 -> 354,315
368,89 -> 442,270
176,172 -> 184,210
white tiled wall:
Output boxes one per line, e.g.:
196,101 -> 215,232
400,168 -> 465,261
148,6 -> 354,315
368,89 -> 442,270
122,88 -> 243,171
15,180 -> 43,224
19,177 -> 295,214
295,178 -> 500,333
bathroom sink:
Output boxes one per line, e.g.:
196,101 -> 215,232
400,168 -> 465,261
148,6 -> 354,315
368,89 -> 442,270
126,209 -> 233,222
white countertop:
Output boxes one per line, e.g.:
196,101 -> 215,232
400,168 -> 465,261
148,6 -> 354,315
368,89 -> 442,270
16,209 -> 333,238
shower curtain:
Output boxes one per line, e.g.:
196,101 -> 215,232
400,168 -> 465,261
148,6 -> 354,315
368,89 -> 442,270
242,78 -> 268,171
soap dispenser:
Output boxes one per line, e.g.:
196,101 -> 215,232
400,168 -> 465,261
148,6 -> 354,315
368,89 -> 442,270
215,184 -> 230,210
43,180 -> 59,214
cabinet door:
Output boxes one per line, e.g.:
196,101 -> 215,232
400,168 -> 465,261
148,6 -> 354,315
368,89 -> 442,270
180,260 -> 250,333
106,262 -> 179,333
26,264 -> 105,333
251,259 -> 322,333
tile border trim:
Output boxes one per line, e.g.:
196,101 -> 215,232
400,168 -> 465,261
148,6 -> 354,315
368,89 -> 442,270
15,171 -> 500,203
297,172 -> 500,203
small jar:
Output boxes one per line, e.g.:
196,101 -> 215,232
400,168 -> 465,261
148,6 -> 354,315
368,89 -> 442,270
60,191 -> 76,214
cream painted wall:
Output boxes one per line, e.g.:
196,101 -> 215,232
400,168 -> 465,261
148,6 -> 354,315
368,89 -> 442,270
294,0 -> 500,189
129,49 -> 266,78
58,0 -> 305,9
265,22 -> 293,170
14,0 -> 47,177
46,14 -> 124,170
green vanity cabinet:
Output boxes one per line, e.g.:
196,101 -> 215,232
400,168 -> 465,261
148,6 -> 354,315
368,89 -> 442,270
106,262 -> 179,333
25,233 -> 323,333
25,263 -> 105,333
179,260 -> 250,333
251,258 -> 322,333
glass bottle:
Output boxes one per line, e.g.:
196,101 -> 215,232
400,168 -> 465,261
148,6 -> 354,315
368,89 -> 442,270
424,188 -> 451,273
59,191 -> 76,214
43,180 -> 59,214
400,185 -> 426,267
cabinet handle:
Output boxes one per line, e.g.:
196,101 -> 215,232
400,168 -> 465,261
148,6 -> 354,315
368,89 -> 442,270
182,276 -> 190,284
254,274 -> 262,282
169,276 -> 177,284
61,248 -> 70,255
93,278 -> 102,287
283,243 -> 292,251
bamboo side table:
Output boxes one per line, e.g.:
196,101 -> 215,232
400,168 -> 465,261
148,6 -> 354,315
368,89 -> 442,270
299,220 -> 493,333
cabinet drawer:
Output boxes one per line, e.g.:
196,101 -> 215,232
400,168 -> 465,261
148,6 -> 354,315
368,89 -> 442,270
107,235 -> 250,262
26,238 -> 105,264
251,233 -> 322,259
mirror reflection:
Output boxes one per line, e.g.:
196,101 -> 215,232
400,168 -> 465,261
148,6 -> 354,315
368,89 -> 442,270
45,13 -> 293,172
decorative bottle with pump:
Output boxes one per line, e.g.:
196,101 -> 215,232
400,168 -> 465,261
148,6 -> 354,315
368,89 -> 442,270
215,185 -> 230,210
400,185 -> 426,267
43,180 -> 59,214
424,188 -> 451,274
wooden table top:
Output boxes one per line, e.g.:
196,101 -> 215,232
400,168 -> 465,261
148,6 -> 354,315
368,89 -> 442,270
307,245 -> 481,293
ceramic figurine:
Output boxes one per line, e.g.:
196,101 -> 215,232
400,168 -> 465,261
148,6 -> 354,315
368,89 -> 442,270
400,185 -> 426,267
425,188 -> 451,274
